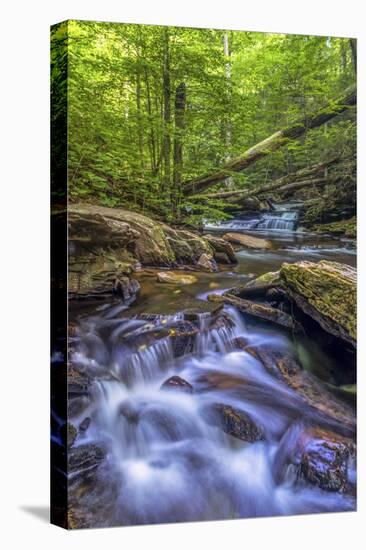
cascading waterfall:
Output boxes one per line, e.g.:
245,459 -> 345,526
67,304 -> 355,527
205,208 -> 299,232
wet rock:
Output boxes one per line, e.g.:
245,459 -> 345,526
160,375 -> 193,393
68,444 -> 105,474
68,396 -> 91,419
119,400 -> 141,423
60,422 -> 77,448
298,430 -> 352,492
68,204 -> 225,297
157,271 -> 198,285
212,404 -> 264,442
168,321 -> 199,357
223,232 -> 272,250
79,417 -> 91,433
196,253 -> 218,272
280,260 -> 356,348
67,367 -> 90,397
166,227 -> 213,262
204,234 -> 237,263
113,277 -> 140,304
245,270 -> 281,289
245,345 -> 356,435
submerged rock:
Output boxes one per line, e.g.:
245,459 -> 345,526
212,404 -> 264,442
160,376 -> 193,393
223,232 -> 272,250
280,260 -> 356,348
157,271 -> 198,285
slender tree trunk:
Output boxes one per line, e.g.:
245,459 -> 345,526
223,31 -> 233,188
143,67 -> 157,174
162,28 -> 171,195
173,82 -> 186,216
349,38 -> 357,75
136,71 -> 144,173
181,86 -> 356,196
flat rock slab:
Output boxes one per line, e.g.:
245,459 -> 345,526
223,232 -> 272,250
280,260 -> 356,348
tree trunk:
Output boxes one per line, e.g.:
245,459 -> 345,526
173,82 -> 186,215
181,86 -> 356,196
349,38 -> 357,75
223,31 -> 233,188
162,28 -> 171,194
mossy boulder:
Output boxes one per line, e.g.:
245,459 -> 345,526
310,216 -> 357,239
280,260 -> 356,348
68,204 -> 233,298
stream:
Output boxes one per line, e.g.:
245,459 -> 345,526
66,225 -> 356,528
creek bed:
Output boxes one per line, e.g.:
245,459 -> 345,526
65,229 -> 356,528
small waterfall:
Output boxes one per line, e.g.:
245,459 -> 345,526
205,208 -> 299,232
68,302 -> 355,527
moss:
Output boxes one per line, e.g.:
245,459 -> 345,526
310,217 -> 357,239
280,260 -> 356,345
245,270 -> 281,288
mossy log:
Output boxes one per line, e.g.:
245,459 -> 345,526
182,87 -> 356,196
208,293 -> 301,332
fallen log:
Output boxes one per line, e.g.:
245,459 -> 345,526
207,293 -> 301,332
182,87 -> 356,196
189,158 -> 339,201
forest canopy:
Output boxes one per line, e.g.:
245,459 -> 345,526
51,20 -> 356,225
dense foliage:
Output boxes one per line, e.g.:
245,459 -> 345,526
51,21 -> 356,225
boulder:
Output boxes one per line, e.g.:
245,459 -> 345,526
79,417 -> 91,433
280,260 -> 356,348
212,404 -> 264,442
245,345 -> 356,435
204,234 -> 237,263
298,430 -> 352,492
60,422 -> 77,448
157,271 -> 198,285
196,253 -> 218,272
68,444 -> 105,474
68,204 -> 225,298
223,232 -> 272,250
310,217 -> 356,239
160,376 -> 193,393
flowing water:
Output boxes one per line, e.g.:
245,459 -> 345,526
66,227 -> 356,528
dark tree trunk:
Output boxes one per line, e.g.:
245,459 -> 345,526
162,28 -> 171,194
349,38 -> 357,75
173,82 -> 186,215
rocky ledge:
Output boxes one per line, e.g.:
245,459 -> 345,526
67,204 -> 236,301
